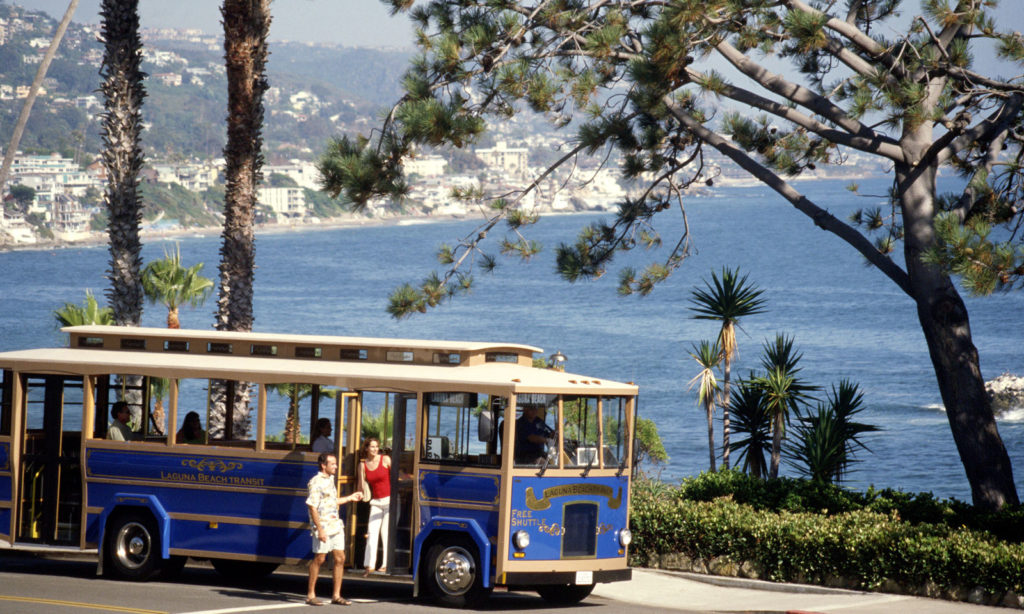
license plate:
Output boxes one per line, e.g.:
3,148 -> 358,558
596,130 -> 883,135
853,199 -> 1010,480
574,571 -> 593,585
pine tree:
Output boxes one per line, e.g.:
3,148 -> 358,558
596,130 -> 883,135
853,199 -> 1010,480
323,0 -> 1024,509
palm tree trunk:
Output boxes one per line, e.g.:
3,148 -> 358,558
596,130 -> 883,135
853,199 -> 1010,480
0,0 -> 79,197
99,0 -> 146,327
216,0 -> 270,335
168,306 -> 180,329
211,0 -> 271,439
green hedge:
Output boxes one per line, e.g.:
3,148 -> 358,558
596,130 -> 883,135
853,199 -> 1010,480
629,473 -> 1024,599
668,470 -> 1024,543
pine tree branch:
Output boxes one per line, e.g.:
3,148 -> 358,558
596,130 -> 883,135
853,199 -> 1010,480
786,0 -> 909,82
934,93 -> 1024,164
663,95 -> 913,295
713,39 -> 883,143
684,67 -> 905,162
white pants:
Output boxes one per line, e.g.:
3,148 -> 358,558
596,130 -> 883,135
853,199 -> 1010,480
363,496 -> 390,570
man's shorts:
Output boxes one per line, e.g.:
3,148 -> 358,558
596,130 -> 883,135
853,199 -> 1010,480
312,529 -> 345,554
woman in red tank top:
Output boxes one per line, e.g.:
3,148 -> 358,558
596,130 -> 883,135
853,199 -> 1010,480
358,437 -> 391,575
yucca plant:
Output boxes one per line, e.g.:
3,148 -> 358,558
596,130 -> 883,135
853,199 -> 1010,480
756,334 -> 819,478
727,379 -> 772,479
687,339 -> 722,471
785,380 -> 878,483
689,267 -> 767,469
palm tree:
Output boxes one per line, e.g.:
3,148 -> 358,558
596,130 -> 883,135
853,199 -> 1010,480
265,384 -> 338,444
141,243 -> 214,329
687,339 -> 721,471
727,378 -> 772,479
689,267 -> 766,469
210,0 -> 272,440
148,376 -> 170,436
98,0 -> 147,327
54,290 -> 114,327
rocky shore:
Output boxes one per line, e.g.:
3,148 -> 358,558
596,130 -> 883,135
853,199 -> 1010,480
986,373 -> 1024,415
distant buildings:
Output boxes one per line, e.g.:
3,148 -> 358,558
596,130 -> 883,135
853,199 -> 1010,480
403,155 -> 447,178
475,141 -> 529,178
258,186 -> 307,220
50,194 -> 91,241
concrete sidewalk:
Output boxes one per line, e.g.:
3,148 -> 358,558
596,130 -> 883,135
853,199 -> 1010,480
591,569 -> 1010,613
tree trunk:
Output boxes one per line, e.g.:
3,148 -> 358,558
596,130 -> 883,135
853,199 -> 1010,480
897,136 -> 1019,510
721,350 -> 732,470
99,0 -> 145,327
212,0 -> 271,439
705,399 -> 716,471
216,0 -> 270,337
769,413 -> 782,479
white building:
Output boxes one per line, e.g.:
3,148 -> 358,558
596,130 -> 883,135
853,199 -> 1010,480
475,141 -> 530,177
150,162 -> 219,192
0,214 -> 38,245
50,195 -> 92,242
403,155 -> 448,178
263,161 -> 321,190
258,186 -> 307,219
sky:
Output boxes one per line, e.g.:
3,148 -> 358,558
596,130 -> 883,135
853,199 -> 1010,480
27,0 -> 416,48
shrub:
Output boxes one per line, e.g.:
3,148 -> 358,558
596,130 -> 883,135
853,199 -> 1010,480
629,474 -> 1024,599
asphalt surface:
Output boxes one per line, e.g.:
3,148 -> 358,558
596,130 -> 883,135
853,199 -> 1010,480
0,550 -> 1018,613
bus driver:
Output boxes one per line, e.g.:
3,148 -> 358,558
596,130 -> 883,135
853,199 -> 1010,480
515,404 -> 553,465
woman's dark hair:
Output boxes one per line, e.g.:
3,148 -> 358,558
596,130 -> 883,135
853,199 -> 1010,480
360,437 -> 380,459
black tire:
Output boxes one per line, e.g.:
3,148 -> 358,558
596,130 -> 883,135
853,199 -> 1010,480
536,583 -> 595,605
423,537 -> 492,608
210,559 -> 279,581
105,512 -> 160,581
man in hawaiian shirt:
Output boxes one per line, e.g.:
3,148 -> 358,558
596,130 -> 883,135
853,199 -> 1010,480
306,452 -> 363,606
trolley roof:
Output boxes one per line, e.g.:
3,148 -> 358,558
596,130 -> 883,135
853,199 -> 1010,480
0,327 -> 637,396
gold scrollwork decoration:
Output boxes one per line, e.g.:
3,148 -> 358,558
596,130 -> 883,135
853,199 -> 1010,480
525,484 -> 622,511
181,458 -> 244,473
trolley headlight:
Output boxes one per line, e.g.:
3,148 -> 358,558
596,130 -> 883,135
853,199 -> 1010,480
513,530 -> 531,550
618,528 -> 632,547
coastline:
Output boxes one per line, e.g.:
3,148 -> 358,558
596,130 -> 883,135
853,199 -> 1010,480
0,210 -> 471,254
0,172 -> 879,254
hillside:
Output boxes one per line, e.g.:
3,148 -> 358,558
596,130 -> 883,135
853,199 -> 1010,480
0,1 -> 411,161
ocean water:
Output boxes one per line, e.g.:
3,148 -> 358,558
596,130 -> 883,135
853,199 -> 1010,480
1,177 -> 1022,501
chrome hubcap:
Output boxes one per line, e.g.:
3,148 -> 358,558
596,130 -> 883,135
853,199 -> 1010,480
435,547 -> 474,595
115,521 -> 152,570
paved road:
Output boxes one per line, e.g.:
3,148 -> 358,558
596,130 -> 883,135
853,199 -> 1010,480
0,552 -> 662,614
